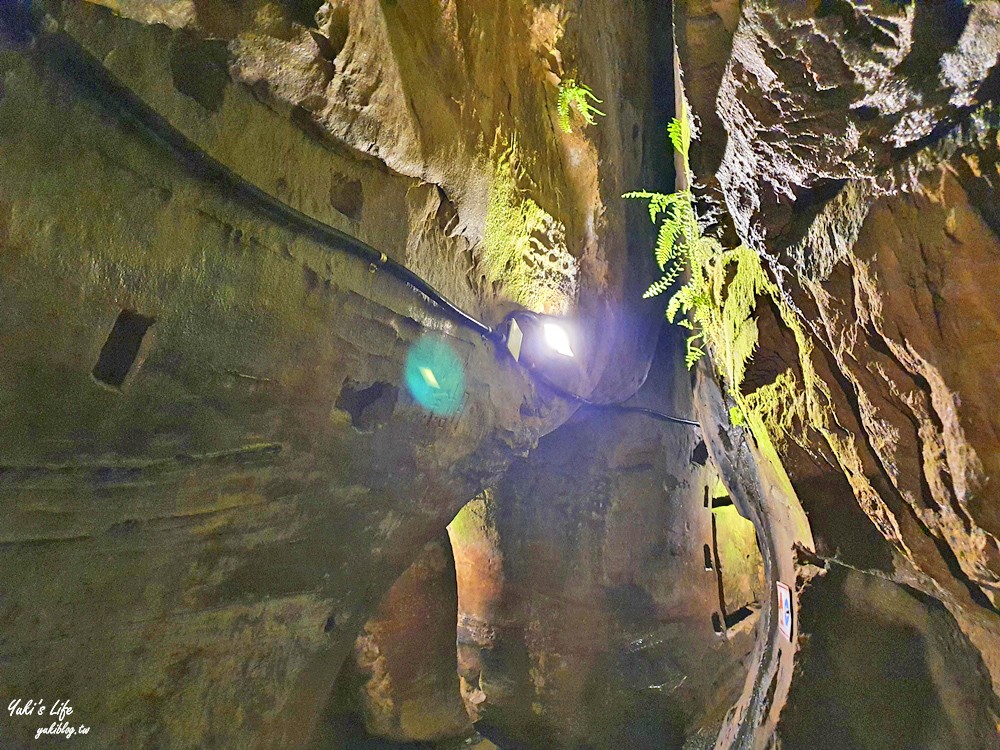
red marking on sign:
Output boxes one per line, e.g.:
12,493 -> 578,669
777,581 -> 793,642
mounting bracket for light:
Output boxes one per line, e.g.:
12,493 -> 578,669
506,318 -> 524,362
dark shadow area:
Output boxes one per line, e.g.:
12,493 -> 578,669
330,174 -> 364,221
779,567 -> 998,750
92,309 -> 155,388
336,380 -> 398,431
691,440 -> 709,466
168,32 -> 231,113
723,606 -> 754,630
606,583 -> 659,626
284,0 -> 326,29
785,465 -> 895,573
898,0 -> 971,79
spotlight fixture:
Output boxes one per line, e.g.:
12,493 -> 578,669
542,322 -> 575,358
503,313 -> 577,363
506,318 -> 525,362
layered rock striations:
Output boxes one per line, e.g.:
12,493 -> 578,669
676,1 -> 1000,746
0,0 -> 702,747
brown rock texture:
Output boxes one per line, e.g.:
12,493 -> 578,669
450,339 -> 762,749
0,0 -> 685,747
675,0 -> 1000,746
68,0 -> 675,398
328,534 -> 472,744
780,566 -> 998,750
10,0 -> 1000,746
0,26 -> 544,747
449,491 -> 504,726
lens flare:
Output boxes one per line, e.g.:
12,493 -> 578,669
404,336 -> 465,415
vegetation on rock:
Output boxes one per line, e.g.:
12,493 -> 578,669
481,136 -> 576,312
625,115 -> 832,460
556,79 -> 605,133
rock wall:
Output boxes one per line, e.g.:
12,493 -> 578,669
675,1 -> 1000,746
450,335 -> 761,750
0,21 -> 544,747
0,0 -> 682,747
9,0 -> 999,746
66,0 -> 676,398
780,567 -> 998,750
326,534 -> 472,745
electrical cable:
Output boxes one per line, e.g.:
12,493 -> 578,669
13,8 -> 700,431
530,368 -> 701,427
26,16 -> 492,339
501,312 -> 701,428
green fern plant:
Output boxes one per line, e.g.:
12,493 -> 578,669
625,116 -> 768,391
624,190 -> 696,297
627,112 -> 850,513
557,79 -> 605,133
667,115 -> 690,163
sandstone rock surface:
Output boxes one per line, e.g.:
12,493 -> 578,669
675,1 -> 1000,745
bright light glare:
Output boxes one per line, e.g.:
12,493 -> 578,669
543,322 -> 575,357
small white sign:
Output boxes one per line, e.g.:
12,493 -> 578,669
776,581 -> 793,642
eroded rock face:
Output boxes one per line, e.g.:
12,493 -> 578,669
0,30 -> 548,748
327,534 -> 472,744
0,0 -> 680,747
675,1 -> 1000,745
781,567 -> 998,750
450,339 -> 762,749
70,0 -> 675,398
716,1 -> 1000,249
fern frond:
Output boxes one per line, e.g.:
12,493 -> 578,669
654,219 -> 681,269
643,274 -> 672,299
685,340 -> 705,369
622,190 -> 695,227
667,116 -> 690,161
623,191 -> 670,224
557,83 -> 573,133
557,79 -> 606,133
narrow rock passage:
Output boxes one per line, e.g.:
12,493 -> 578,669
3,1 -> 1000,749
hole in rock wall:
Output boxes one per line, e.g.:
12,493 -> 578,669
329,174 -> 363,221
169,32 -> 231,113
287,0 -> 326,28
711,612 -> 724,634
710,486 -> 766,636
724,606 -> 755,630
691,440 -> 709,466
313,2 -> 350,61
92,310 -> 155,388
335,380 -> 398,431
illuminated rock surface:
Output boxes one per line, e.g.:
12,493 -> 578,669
2,1 -> 1000,748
